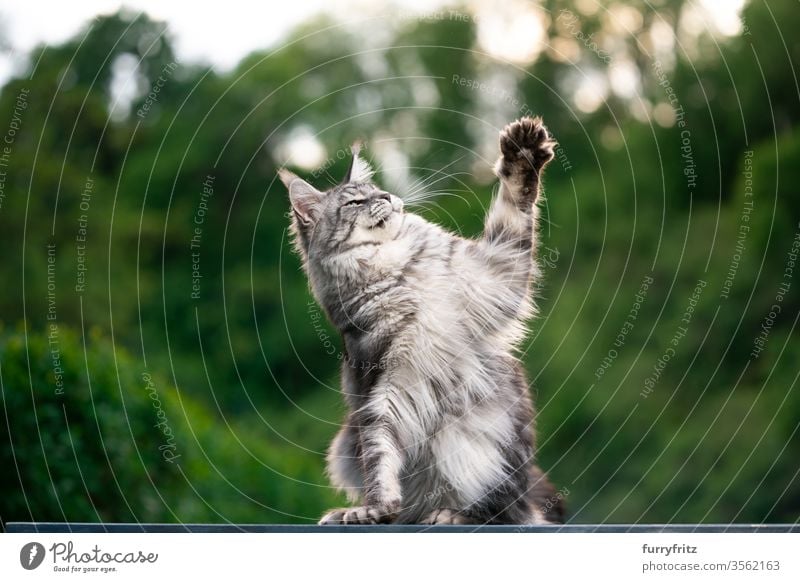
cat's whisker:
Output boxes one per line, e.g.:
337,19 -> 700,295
400,156 -> 466,200
403,187 -> 469,207
405,189 -> 474,208
402,169 -> 470,200
403,173 -> 474,201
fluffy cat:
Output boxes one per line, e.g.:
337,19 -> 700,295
279,117 -> 564,525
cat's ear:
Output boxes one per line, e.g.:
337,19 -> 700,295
279,169 -> 323,226
343,142 -> 374,183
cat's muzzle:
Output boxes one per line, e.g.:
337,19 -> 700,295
369,199 -> 393,227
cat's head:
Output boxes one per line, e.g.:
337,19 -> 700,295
279,145 -> 405,262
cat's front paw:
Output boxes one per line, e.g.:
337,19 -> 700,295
318,504 -> 398,525
420,508 -> 475,525
496,116 -> 555,180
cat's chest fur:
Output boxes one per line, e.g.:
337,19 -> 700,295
346,233 -> 482,407
325,224 -> 468,380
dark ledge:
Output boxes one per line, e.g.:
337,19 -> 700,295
5,523 -> 798,533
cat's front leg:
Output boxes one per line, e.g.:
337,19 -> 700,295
319,405 -> 404,525
473,117 -> 556,324
318,448 -> 401,525
495,116 -> 555,204
482,116 -> 555,251
318,504 -> 397,525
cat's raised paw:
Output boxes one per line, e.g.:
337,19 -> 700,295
497,116 -> 555,177
420,508 -> 474,525
318,504 -> 397,525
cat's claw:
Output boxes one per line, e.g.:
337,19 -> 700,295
497,116 -> 555,177
318,504 -> 397,525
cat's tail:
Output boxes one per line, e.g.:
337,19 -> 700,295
528,464 -> 567,524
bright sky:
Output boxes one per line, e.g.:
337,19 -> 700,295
0,0 -> 746,86
0,0 -> 451,82
0,0 -> 748,175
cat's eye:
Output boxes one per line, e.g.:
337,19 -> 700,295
344,198 -> 366,206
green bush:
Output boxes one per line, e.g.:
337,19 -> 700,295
0,325 -> 343,525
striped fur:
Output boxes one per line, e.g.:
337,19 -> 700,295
280,118 -> 564,525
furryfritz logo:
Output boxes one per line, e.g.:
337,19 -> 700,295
20,542 -> 46,570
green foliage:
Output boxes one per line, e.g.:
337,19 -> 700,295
0,325 -> 343,523
1,324 -> 178,522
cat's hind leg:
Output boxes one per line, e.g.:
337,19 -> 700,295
420,508 -> 480,525
527,464 -> 566,524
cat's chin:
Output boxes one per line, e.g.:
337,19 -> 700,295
369,210 -> 401,231
371,214 -> 391,229
367,195 -> 404,232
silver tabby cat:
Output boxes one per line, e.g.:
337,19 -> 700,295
279,117 -> 564,525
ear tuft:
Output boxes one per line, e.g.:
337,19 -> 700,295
278,168 -> 297,188
343,141 -> 374,183
279,168 -> 323,226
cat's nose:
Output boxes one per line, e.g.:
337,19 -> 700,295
374,192 -> 391,203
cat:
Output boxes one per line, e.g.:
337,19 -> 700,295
279,117 -> 564,525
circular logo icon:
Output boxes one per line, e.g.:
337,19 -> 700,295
20,542 -> 46,570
